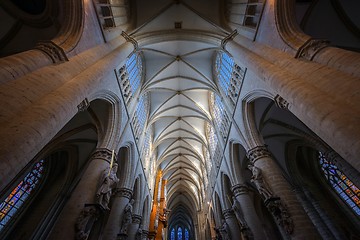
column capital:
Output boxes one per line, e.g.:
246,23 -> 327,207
231,184 -> 249,196
114,188 -> 133,199
246,146 -> 272,164
132,214 -> 142,224
274,94 -> 289,110
222,209 -> 235,219
90,148 -> 117,164
295,38 -> 329,61
35,40 -> 68,63
77,98 -> 90,112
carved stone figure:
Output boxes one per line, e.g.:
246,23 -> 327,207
248,164 -> 273,200
266,198 -> 294,235
120,199 -> 135,235
231,196 -> 253,239
135,225 -> 142,240
96,163 -> 119,210
75,206 -> 99,240
219,219 -> 231,240
214,227 -> 223,240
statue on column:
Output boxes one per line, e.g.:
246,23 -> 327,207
231,196 -> 253,239
135,224 -> 143,240
96,163 -> 119,210
219,219 -> 231,240
248,164 -> 273,200
119,199 -> 135,235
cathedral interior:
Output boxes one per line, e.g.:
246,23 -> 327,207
0,0 -> 360,239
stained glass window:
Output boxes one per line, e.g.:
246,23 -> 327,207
119,52 -> 143,105
214,51 -> 244,106
210,93 -> 230,140
0,160 -> 45,231
185,228 -> 189,240
177,227 -> 183,240
319,152 -> 360,216
132,94 -> 149,140
170,228 -> 175,240
215,52 -> 234,95
126,53 -> 142,95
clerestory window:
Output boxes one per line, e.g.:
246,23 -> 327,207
319,152 -> 360,216
0,159 -> 45,232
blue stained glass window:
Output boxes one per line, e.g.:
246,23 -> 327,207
125,53 -> 142,96
215,52 -> 234,96
185,228 -> 189,240
177,227 -> 183,240
135,94 -> 148,134
319,152 -> 360,216
0,160 -> 44,231
170,228 -> 175,240
213,94 -> 226,131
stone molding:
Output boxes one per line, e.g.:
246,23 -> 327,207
115,188 -> 133,199
296,39 -> 330,61
231,184 -> 249,196
132,214 -> 142,224
77,98 -> 90,112
35,41 -> 68,63
221,29 -> 238,49
274,94 -> 289,110
121,31 -> 138,50
90,148 -> 116,164
246,146 -> 272,164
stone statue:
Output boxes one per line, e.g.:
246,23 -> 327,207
120,199 -> 135,235
231,196 -> 247,228
219,219 -> 231,240
135,225 -> 142,240
96,163 -> 119,210
214,227 -> 222,240
248,164 -> 273,200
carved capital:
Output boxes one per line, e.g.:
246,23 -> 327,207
247,146 -> 271,164
274,94 -> 289,110
221,30 -> 238,49
265,198 -> 294,235
296,39 -> 329,61
77,98 -> 90,112
90,148 -> 116,164
132,214 -> 142,224
115,188 -> 133,199
222,209 -> 235,219
121,31 -> 138,49
35,40 -> 68,63
231,184 -> 249,196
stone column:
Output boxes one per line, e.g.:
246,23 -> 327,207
222,209 -> 242,240
102,188 -> 133,240
225,38 -> 360,173
0,39 -> 133,191
127,214 -> 142,239
247,146 -> 319,239
232,184 -> 265,240
49,148 -> 113,240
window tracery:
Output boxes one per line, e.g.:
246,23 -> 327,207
185,228 -> 189,240
132,94 -> 148,141
177,226 -> 183,240
170,228 -> 175,240
118,52 -> 143,105
0,160 -> 45,231
319,152 -> 360,216
214,51 -> 245,107
210,93 -> 230,141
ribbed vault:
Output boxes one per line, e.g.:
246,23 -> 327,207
130,0 -> 226,236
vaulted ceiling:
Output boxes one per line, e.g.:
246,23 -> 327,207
131,0 -> 227,230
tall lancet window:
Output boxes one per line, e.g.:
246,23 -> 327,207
118,52 -> 143,105
185,228 -> 189,240
0,160 -> 45,231
132,94 -> 149,141
319,152 -> 360,216
210,93 -> 230,140
170,228 -> 175,240
214,51 -> 244,106
177,227 -> 183,240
